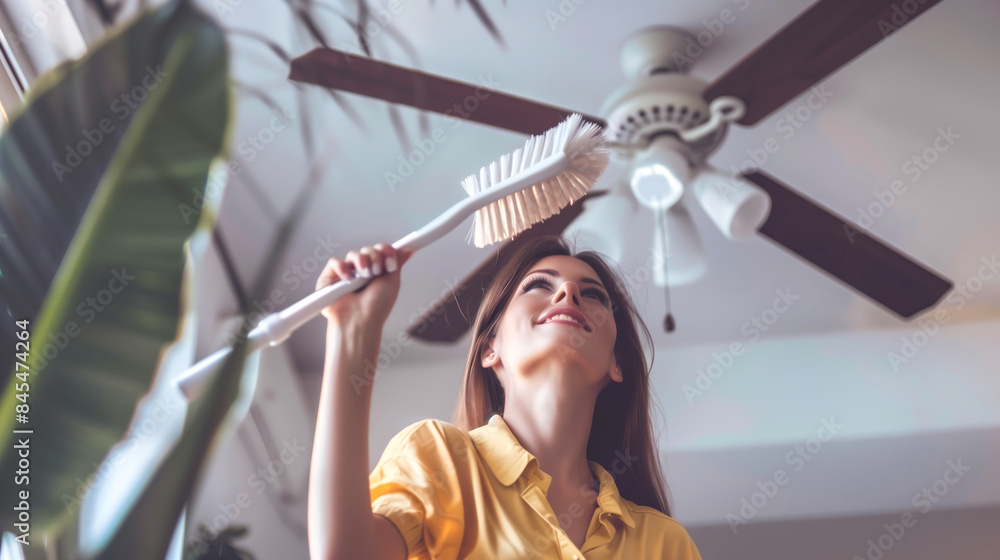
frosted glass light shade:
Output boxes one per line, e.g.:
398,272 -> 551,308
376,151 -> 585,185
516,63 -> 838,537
691,167 -> 771,240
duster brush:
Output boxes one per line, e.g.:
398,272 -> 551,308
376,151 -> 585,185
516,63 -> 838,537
177,113 -> 609,400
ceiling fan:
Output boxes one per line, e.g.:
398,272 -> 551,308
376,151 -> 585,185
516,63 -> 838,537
287,0 -> 952,341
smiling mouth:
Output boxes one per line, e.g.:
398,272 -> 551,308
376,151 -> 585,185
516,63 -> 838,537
540,314 -> 591,332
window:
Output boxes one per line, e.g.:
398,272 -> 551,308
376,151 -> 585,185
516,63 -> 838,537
0,0 -> 87,122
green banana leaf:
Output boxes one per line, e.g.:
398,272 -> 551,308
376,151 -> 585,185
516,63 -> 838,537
90,316 -> 251,560
0,0 -> 187,380
0,0 -> 232,538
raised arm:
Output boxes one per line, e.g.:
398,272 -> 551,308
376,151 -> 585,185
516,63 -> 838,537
307,243 -> 413,560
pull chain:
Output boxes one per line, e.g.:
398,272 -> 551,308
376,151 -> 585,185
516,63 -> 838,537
655,204 -> 676,333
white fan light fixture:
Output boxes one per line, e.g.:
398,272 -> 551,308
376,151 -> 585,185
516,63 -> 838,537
630,135 -> 690,209
692,167 -> 772,240
652,202 -> 707,286
564,182 -> 636,263
577,26 -> 773,288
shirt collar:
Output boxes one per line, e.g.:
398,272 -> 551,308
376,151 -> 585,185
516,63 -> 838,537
469,414 -> 636,529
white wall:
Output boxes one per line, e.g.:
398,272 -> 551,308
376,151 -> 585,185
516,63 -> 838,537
191,314 -> 1000,559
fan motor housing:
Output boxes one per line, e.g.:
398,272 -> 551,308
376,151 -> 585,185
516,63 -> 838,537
601,74 -> 726,162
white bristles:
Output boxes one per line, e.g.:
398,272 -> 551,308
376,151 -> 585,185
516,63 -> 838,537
461,113 -> 610,248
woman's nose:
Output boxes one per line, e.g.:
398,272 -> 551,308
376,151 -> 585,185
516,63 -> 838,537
553,281 -> 581,306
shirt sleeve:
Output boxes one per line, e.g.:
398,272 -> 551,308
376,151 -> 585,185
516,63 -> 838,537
665,523 -> 703,560
369,419 -> 468,560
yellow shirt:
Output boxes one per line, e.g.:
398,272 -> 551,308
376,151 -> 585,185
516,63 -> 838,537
369,414 -> 703,560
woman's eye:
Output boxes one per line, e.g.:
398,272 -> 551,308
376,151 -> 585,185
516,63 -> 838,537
585,290 -> 609,304
524,278 -> 608,304
524,279 -> 550,291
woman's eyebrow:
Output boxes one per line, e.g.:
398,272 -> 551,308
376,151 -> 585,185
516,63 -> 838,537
525,269 -> 606,290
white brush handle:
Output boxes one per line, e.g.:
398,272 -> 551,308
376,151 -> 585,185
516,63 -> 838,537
175,152 -> 569,401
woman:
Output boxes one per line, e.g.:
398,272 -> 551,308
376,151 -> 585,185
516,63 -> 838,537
308,235 -> 702,560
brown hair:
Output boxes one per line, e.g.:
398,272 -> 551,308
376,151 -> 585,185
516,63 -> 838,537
452,234 -> 673,516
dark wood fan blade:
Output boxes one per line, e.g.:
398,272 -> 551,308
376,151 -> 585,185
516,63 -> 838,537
289,48 -> 606,136
744,170 -> 952,318
705,0 -> 943,126
406,190 -> 609,343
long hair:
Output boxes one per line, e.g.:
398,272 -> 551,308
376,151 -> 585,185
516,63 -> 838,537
452,234 -> 673,516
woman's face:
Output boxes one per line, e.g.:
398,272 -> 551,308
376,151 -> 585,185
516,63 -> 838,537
482,255 -> 621,390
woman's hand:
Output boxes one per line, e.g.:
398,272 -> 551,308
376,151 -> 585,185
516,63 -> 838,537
315,243 -> 415,330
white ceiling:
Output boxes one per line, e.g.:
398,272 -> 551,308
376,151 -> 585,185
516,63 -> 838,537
201,0 -> 1000,376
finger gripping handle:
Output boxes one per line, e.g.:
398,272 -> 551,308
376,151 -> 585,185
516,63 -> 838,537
259,273 -> 372,346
